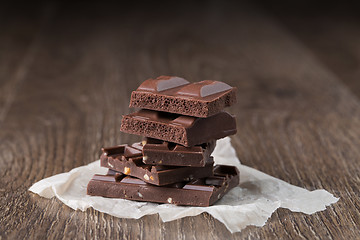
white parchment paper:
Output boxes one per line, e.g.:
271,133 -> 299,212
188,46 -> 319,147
29,137 -> 338,233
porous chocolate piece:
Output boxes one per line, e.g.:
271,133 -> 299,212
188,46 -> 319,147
100,144 -> 214,186
142,138 -> 216,167
120,110 -> 236,147
129,76 -> 237,118
87,165 -> 240,207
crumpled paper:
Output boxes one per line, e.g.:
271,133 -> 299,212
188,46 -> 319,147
29,137 -> 338,233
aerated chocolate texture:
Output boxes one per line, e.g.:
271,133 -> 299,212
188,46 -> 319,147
101,143 -> 214,185
129,76 -> 237,118
120,110 -> 237,147
87,75 -> 239,206
87,165 -> 240,207
142,138 -> 216,167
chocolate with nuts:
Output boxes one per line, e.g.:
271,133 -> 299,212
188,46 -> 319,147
142,138 -> 216,167
100,143 -> 214,186
87,165 -> 240,206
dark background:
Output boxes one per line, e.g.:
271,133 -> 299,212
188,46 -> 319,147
0,1 -> 359,239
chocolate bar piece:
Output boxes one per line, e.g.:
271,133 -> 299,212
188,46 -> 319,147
120,110 -> 236,147
100,144 -> 214,186
87,165 -> 240,206
129,76 -> 237,118
142,138 -> 216,167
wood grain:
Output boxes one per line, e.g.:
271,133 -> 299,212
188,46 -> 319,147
261,1 -> 360,99
0,1 -> 359,239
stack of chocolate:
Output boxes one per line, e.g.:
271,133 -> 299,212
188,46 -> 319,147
87,76 -> 240,206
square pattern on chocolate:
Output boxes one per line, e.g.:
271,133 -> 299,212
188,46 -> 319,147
129,76 -> 237,118
142,138 -> 216,167
87,165 -> 240,206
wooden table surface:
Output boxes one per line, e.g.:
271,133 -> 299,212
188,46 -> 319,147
1,1 -> 359,239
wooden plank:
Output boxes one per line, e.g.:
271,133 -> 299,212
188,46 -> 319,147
0,2 -> 47,124
0,1 -> 359,239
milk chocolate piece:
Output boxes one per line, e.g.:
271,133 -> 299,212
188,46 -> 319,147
87,165 -> 240,206
120,110 -> 237,147
142,138 -> 216,167
129,76 -> 237,118
100,144 -> 214,186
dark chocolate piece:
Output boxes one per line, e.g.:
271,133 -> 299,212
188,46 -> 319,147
142,138 -> 216,167
129,76 -> 237,118
100,144 -> 214,186
87,165 -> 240,207
120,110 -> 236,147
